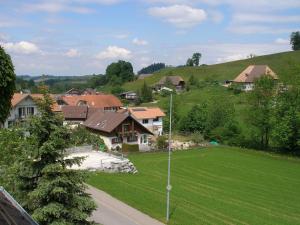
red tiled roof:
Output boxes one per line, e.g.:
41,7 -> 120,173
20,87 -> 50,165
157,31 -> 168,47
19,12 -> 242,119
11,94 -> 31,107
128,107 -> 165,119
61,94 -> 122,108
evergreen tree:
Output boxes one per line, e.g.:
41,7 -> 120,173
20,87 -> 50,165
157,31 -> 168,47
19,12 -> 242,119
192,53 -> 201,66
290,31 -> 300,51
16,90 -> 97,225
139,81 -> 153,103
0,45 -> 16,126
138,63 -> 166,75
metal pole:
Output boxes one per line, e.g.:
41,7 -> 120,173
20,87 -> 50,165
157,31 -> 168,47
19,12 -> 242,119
166,93 -> 172,222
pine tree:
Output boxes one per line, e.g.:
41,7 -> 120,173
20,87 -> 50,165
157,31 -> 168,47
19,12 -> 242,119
16,89 -> 97,225
140,81 -> 153,103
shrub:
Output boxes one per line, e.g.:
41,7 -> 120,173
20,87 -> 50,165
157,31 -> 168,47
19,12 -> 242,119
122,143 -> 139,152
190,131 -> 204,144
70,126 -> 105,149
156,135 -> 168,150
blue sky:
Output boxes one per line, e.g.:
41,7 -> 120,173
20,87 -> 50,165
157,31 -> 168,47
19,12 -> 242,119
0,0 -> 299,76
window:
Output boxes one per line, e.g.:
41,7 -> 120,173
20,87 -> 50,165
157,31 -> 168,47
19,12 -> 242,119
153,117 -> 159,122
142,119 -> 149,124
112,137 -> 122,144
123,124 -> 130,132
27,107 -> 34,115
18,107 -> 26,118
127,135 -> 138,142
140,134 -> 148,144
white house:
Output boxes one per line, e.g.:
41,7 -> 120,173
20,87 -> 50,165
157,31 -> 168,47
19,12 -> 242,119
83,111 -> 153,151
128,107 -> 165,136
3,94 -> 38,128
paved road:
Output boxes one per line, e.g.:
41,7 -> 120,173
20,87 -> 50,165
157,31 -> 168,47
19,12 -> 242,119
87,185 -> 165,225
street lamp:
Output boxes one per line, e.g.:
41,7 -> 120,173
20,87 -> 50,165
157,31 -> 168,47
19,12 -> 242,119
166,93 -> 172,222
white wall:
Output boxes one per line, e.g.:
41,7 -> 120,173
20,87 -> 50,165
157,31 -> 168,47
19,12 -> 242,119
4,97 -> 38,128
138,117 -> 163,136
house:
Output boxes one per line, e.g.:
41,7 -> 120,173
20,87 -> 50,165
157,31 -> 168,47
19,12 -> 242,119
83,111 -> 153,151
0,187 -> 38,225
128,107 -> 165,136
155,76 -> 185,91
119,91 -> 138,101
61,94 -> 123,111
232,65 -> 278,91
65,88 -> 82,96
61,105 -> 100,126
3,93 -> 38,128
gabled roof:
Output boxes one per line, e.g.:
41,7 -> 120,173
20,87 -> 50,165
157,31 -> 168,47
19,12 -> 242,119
233,65 -> 278,83
158,76 -> 185,86
30,94 -> 61,112
61,105 -> 88,119
0,187 -> 38,225
61,94 -> 122,109
83,111 -> 153,134
11,94 -> 32,107
128,107 -> 165,119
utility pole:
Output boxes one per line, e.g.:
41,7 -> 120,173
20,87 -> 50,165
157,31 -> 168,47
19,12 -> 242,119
166,93 -> 172,222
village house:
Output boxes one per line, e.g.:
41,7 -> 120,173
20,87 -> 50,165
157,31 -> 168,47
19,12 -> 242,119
83,111 -> 153,151
119,91 -> 138,101
60,94 -> 123,111
231,65 -> 278,91
128,107 -> 165,136
155,75 -> 185,92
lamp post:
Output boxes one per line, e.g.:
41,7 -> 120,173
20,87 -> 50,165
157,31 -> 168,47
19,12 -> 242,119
166,93 -> 172,222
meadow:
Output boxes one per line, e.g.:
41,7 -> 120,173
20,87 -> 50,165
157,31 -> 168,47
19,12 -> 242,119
88,147 -> 300,225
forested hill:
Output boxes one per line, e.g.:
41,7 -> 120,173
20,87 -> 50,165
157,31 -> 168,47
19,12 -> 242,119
123,50 -> 300,91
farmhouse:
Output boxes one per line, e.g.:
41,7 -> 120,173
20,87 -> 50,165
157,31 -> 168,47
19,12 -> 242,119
128,107 -> 165,136
155,75 -> 185,92
61,94 -> 122,111
232,65 -> 278,91
83,111 -> 153,151
119,91 -> 137,101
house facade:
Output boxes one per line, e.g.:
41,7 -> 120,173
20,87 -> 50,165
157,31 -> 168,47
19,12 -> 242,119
83,111 -> 153,151
119,91 -> 137,101
155,76 -> 185,92
3,94 -> 38,128
128,107 -> 165,136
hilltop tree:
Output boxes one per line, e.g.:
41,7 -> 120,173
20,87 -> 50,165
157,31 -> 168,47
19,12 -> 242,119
192,52 -> 202,66
0,45 -> 16,126
16,90 -> 97,225
106,60 -> 135,85
290,31 -> 300,51
138,63 -> 166,75
186,58 -> 194,67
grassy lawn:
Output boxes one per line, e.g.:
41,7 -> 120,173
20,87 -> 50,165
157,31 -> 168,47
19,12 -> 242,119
87,147 -> 300,225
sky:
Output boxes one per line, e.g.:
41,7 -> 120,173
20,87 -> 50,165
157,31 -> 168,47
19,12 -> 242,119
0,0 -> 299,76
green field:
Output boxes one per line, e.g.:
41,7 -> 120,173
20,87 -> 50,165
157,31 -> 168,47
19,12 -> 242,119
88,147 -> 300,225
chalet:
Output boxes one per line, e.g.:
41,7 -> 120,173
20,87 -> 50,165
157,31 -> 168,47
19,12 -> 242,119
128,107 -> 165,136
0,187 -> 38,225
61,94 -> 123,111
155,76 -> 185,92
119,91 -> 137,101
232,65 -> 278,91
83,111 -> 153,151
2,94 -> 38,128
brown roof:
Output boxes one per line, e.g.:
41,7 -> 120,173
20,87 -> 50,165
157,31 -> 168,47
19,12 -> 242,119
158,76 -> 185,86
233,65 -> 278,83
61,94 -> 122,108
61,105 -> 88,119
83,111 -> 152,134
128,107 -> 165,119
11,93 -> 32,107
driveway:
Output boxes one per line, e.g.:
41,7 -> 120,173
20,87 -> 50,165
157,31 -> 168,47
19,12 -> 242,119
87,185 -> 165,225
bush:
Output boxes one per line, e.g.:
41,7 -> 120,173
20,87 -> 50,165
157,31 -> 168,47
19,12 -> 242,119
190,132 -> 204,144
70,126 -> 105,149
156,135 -> 168,150
122,143 -> 139,152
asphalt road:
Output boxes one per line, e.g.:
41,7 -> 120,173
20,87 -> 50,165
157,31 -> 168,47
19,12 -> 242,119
87,185 -> 165,225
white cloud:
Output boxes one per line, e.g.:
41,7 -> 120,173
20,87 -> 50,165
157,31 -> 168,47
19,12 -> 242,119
216,53 -> 248,63
23,2 -> 93,14
65,48 -> 80,57
1,41 -> 40,54
148,5 -> 207,28
95,46 -> 132,60
275,38 -> 290,45
232,14 -> 300,24
132,38 -> 148,46
0,33 -> 9,41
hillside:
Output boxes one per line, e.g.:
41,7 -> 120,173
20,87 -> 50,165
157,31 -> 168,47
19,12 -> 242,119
123,50 -> 300,91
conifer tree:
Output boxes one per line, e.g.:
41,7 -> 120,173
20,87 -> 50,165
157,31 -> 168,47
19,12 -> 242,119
16,89 -> 97,225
